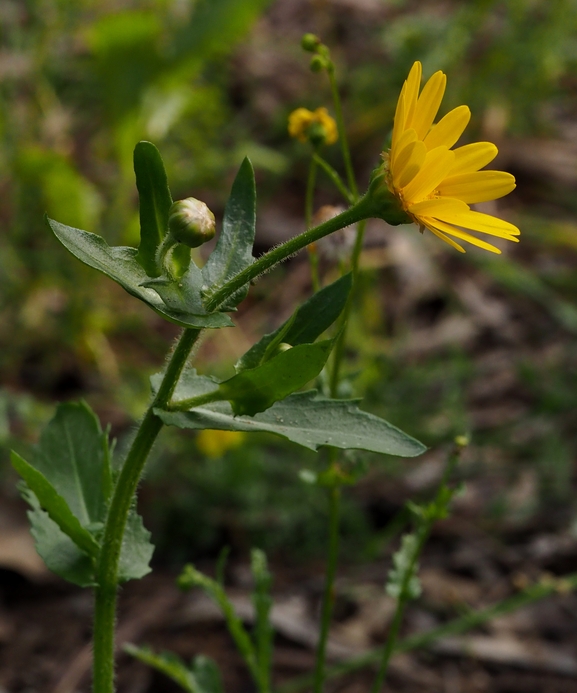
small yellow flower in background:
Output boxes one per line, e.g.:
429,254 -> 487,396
196,429 -> 245,458
288,107 -> 338,146
383,61 -> 520,254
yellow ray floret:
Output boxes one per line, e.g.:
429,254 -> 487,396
384,61 -> 519,254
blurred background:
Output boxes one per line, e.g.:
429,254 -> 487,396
3,0 -> 577,691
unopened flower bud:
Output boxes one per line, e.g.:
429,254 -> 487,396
301,33 -> 321,52
168,198 -> 216,248
310,55 -> 326,73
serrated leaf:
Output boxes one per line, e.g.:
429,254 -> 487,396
134,141 -> 173,277
386,533 -> 422,600
117,510 -> 154,583
155,371 -> 426,456
202,158 -> 255,310
219,340 -> 334,415
21,485 -> 96,587
19,402 -> 110,527
236,273 -> 352,372
48,218 -> 232,328
11,452 -> 100,558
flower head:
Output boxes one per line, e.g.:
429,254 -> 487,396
288,107 -> 338,147
382,62 -> 519,253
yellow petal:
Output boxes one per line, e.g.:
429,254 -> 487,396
424,218 -> 503,254
404,62 -> 422,128
391,127 -> 417,168
402,146 -> 455,203
423,105 -> 470,150
288,108 -> 314,141
428,207 -> 520,239
391,85 -> 407,156
450,142 -> 498,175
437,171 -> 516,203
393,140 -> 427,189
409,197 -> 469,216
428,227 -> 466,253
409,71 -> 447,139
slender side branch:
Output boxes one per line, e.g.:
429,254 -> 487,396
205,196 -> 375,313
327,65 -> 358,200
313,154 -> 355,205
306,156 -> 321,292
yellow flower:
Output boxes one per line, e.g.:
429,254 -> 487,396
288,107 -> 338,146
196,429 -> 245,458
383,61 -> 519,254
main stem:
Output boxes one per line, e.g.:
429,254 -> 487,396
92,192 -> 379,692
93,327 -> 201,693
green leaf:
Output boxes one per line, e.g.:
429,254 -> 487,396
219,340 -> 334,415
21,485 -> 96,587
386,533 -> 422,600
125,646 -> 224,693
11,452 -> 100,558
236,273 -> 352,372
192,655 -> 224,693
117,510 -> 154,583
48,218 -> 232,329
124,645 -> 197,693
134,141 -> 173,277
155,372 -> 426,457
18,402 -> 110,527
202,158 -> 255,310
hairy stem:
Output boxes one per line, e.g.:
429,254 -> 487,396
92,182 -> 384,692
93,327 -> 201,693
205,195 -> 375,312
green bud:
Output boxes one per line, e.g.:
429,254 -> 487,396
276,342 -> 293,353
301,33 -> 321,52
168,198 -> 216,248
310,55 -> 326,73
306,121 -> 328,147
